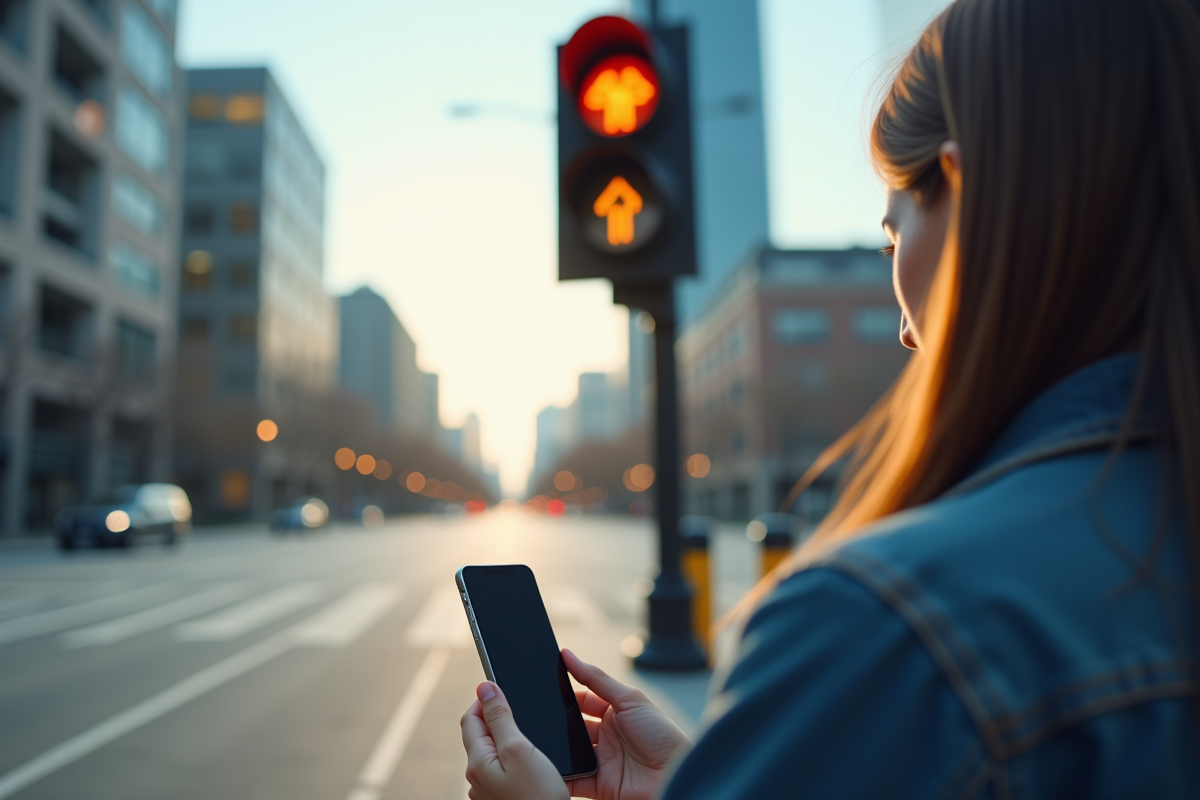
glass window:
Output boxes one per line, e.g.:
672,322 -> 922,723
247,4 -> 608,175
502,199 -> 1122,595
185,203 -> 214,235
725,325 -> 746,359
120,3 -> 171,99
229,201 -> 257,234
185,140 -> 223,179
852,307 -> 900,343
0,90 -> 20,219
225,94 -> 263,125
797,360 -> 831,393
0,0 -> 32,54
109,240 -> 160,300
226,314 -> 257,345
181,314 -> 209,343
115,319 -> 155,384
189,93 -> 220,120
229,259 -> 256,288
111,173 -> 163,237
182,250 -> 213,292
144,0 -> 175,25
772,308 -> 831,344
115,84 -> 168,175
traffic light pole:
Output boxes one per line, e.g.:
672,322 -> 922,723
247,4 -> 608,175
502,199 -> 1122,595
616,282 -> 708,671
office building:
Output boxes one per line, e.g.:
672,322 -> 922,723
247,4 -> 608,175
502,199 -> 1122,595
338,285 -> 431,437
679,246 -> 910,520
527,369 -> 631,494
175,66 -> 336,519
0,0 -> 183,535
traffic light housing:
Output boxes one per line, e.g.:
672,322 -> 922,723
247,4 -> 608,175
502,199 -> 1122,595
557,17 -> 696,285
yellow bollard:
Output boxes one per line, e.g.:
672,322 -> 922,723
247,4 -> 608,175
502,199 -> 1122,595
679,516 -> 712,658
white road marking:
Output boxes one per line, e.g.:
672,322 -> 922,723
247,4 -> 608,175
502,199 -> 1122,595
404,585 -> 473,648
0,630 -> 296,799
294,583 -> 401,648
176,583 -> 323,642
0,584 -> 176,646
544,586 -> 607,631
345,647 -> 452,800
61,584 -> 247,649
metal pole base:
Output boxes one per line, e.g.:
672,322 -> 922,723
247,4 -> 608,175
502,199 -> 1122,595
633,578 -> 708,671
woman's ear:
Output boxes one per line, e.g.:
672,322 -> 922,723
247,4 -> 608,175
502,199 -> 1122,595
939,141 -> 962,192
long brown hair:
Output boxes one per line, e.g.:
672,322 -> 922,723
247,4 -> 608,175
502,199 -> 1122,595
755,0 -> 1200,603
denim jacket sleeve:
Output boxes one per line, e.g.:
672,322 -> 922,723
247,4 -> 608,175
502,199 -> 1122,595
659,566 -> 991,800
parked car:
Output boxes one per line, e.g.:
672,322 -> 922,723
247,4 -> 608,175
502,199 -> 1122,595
269,497 -> 330,533
55,483 -> 192,550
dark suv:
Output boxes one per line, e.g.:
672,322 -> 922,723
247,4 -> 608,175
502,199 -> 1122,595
55,483 -> 193,550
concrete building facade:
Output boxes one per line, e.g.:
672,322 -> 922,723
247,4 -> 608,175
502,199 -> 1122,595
679,246 -> 910,520
0,0 -> 183,535
175,66 -> 336,519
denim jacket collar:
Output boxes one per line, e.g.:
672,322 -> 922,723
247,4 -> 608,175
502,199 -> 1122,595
946,354 -> 1157,499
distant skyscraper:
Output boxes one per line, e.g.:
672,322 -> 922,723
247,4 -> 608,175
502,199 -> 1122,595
627,0 -> 771,327
176,66 -> 335,518
338,286 -> 427,436
0,0 -> 184,535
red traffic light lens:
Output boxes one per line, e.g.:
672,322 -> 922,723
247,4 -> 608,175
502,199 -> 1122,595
578,54 -> 660,137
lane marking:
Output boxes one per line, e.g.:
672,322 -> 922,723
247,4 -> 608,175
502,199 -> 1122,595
404,586 -> 473,649
0,630 -> 296,800
344,647 -> 452,800
294,583 -> 402,648
544,586 -> 607,631
176,583 -> 323,642
61,584 -> 248,649
0,584 -> 176,646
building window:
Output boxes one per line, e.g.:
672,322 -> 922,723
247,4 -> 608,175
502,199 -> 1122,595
53,24 -> 105,104
180,315 -> 209,344
222,371 -> 255,396
144,0 -> 175,25
74,0 -> 111,27
189,93 -> 220,121
112,172 -> 164,237
38,284 -> 92,360
115,319 -> 155,384
219,468 -> 251,507
797,360 -> 831,393
229,259 -> 256,289
730,378 -> 745,406
0,88 -> 17,218
229,201 -> 258,234
43,130 -> 99,259
225,94 -> 264,125
120,3 -> 171,99
182,250 -> 213,291
772,308 -> 831,344
725,325 -> 746,360
185,203 -> 214,235
109,240 -> 160,300
115,84 -> 168,175
0,0 -> 31,53
731,430 -> 746,455
226,314 -> 257,345
852,307 -> 900,343
185,140 -> 223,180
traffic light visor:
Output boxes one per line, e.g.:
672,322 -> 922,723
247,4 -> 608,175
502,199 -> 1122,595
578,55 -> 660,137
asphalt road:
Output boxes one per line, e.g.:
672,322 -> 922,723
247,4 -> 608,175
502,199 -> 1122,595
0,511 -> 757,800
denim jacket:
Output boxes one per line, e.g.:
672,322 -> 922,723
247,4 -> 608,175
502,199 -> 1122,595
661,354 -> 1197,799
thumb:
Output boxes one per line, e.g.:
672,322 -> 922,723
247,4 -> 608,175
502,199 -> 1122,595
476,682 -> 525,751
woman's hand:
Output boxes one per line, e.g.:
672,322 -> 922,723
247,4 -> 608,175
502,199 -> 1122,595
461,681 -> 570,800
562,648 -> 691,800
459,649 -> 691,800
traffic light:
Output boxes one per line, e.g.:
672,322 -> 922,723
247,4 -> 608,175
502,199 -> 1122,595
557,16 -> 696,285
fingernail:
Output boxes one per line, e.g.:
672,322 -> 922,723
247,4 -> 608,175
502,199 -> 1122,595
477,682 -> 496,702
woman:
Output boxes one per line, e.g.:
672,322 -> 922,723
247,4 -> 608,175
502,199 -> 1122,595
461,0 -> 1200,796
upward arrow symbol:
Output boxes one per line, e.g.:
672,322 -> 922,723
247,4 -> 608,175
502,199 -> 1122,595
593,177 -> 643,246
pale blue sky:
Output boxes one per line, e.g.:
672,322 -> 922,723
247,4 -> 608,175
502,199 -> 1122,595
178,0 -> 911,495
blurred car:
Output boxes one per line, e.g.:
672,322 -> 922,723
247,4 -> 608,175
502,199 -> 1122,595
269,497 -> 330,533
55,483 -> 192,550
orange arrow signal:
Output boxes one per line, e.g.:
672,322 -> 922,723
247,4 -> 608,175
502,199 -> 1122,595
583,66 -> 657,135
593,176 -> 643,246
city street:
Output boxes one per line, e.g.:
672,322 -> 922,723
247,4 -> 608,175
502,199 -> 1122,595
0,512 -> 756,800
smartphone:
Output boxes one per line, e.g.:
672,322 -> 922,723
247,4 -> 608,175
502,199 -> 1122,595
456,564 -> 597,779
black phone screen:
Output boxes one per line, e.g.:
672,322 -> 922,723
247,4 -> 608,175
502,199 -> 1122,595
458,565 -> 596,777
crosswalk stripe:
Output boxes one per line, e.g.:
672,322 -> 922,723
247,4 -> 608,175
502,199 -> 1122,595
404,585 -> 473,649
175,583 -> 324,642
0,584 -> 176,646
293,583 -> 401,648
61,584 -> 248,649
544,586 -> 607,630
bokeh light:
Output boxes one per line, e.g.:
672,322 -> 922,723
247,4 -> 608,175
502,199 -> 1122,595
256,419 -> 278,442
553,470 -> 578,492
465,500 -> 487,514
373,460 -> 392,480
547,498 -> 566,516
334,447 -> 356,470
686,453 -> 711,478
361,505 -> 384,527
624,463 -> 655,492
406,472 -> 426,493
355,454 -> 376,475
